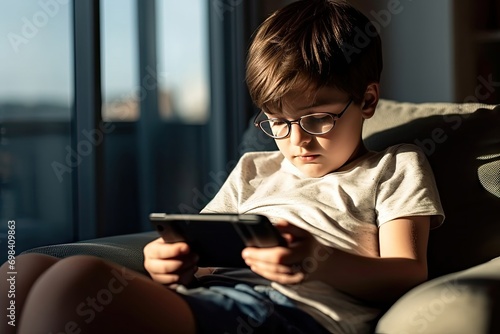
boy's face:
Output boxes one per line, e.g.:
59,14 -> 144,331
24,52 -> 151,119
267,86 -> 369,178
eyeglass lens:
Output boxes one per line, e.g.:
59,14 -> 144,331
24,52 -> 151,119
260,113 -> 335,138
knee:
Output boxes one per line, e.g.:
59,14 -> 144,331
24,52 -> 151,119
19,256 -> 130,333
35,255 -> 135,296
22,256 -> 122,314
51,254 -> 107,271
2,253 -> 59,270
40,255 -> 111,284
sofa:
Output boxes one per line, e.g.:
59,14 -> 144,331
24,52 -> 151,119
23,99 -> 500,333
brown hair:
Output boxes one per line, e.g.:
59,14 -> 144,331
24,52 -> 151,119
246,0 -> 383,111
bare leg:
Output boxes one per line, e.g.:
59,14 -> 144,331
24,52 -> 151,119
18,255 -> 196,334
1,253 -> 60,334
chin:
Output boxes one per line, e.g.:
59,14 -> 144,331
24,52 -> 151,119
298,167 -> 329,178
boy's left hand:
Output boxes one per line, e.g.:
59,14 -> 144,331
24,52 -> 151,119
242,220 -> 322,284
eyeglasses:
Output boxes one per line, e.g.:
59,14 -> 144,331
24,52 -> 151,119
254,98 -> 353,139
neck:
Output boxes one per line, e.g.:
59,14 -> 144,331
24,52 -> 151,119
339,140 -> 369,171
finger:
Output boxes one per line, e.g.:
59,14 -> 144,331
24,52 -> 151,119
144,239 -> 191,260
275,222 -> 311,239
263,271 -> 305,285
242,246 -> 304,265
151,264 -> 198,285
145,254 -> 196,275
146,255 -> 198,284
272,221 -> 312,245
273,219 -> 289,227
244,258 -> 299,275
145,250 -> 198,275
280,233 -> 294,245
242,247 -> 291,264
246,261 -> 305,284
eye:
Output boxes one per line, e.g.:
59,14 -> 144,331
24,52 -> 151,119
304,113 -> 332,123
270,119 -> 287,126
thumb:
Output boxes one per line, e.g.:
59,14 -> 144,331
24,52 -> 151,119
274,220 -> 311,241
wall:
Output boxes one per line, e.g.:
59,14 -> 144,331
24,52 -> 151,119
343,0 -> 455,103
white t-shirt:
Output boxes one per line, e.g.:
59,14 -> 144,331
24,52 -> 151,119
202,144 -> 445,333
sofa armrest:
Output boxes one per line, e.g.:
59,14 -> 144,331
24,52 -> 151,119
376,256 -> 500,334
21,231 -> 158,275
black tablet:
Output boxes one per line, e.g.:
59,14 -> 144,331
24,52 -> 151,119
149,213 -> 286,267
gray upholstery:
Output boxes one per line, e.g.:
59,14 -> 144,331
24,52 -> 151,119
22,232 -> 157,275
376,256 -> 500,334
23,99 -> 500,333
365,100 -> 500,333
364,102 -> 500,279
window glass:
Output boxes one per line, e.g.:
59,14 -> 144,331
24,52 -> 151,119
1,1 -> 72,117
0,0 -> 74,258
101,0 -> 138,122
156,0 -> 210,123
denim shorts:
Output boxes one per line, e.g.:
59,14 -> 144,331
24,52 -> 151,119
176,271 -> 329,334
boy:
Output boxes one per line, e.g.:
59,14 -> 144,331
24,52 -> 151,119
1,0 -> 444,333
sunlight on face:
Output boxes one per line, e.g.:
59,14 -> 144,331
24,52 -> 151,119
273,86 -> 367,177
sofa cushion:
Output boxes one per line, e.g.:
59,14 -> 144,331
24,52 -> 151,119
375,256 -> 500,334
21,231 -> 158,274
362,100 -> 497,139
364,101 -> 500,278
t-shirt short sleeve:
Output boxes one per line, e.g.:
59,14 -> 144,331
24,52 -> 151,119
375,144 -> 445,228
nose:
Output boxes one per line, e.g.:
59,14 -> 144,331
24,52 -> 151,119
289,123 -> 312,146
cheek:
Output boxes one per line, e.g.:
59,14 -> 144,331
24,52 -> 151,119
275,140 -> 289,154
317,125 -> 361,153
332,117 -> 363,142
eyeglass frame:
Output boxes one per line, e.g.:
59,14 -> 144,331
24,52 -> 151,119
253,98 -> 354,139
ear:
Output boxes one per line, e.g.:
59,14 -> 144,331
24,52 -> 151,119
360,83 -> 379,119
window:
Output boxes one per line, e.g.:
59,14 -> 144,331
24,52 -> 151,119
101,0 -> 139,122
156,0 -> 210,123
101,0 -> 210,124
0,0 -> 246,258
99,0 -> 214,232
0,0 -> 74,258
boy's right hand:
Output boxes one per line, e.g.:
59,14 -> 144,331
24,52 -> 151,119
143,237 -> 199,287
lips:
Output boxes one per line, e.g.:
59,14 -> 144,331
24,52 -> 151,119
296,154 -> 319,162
